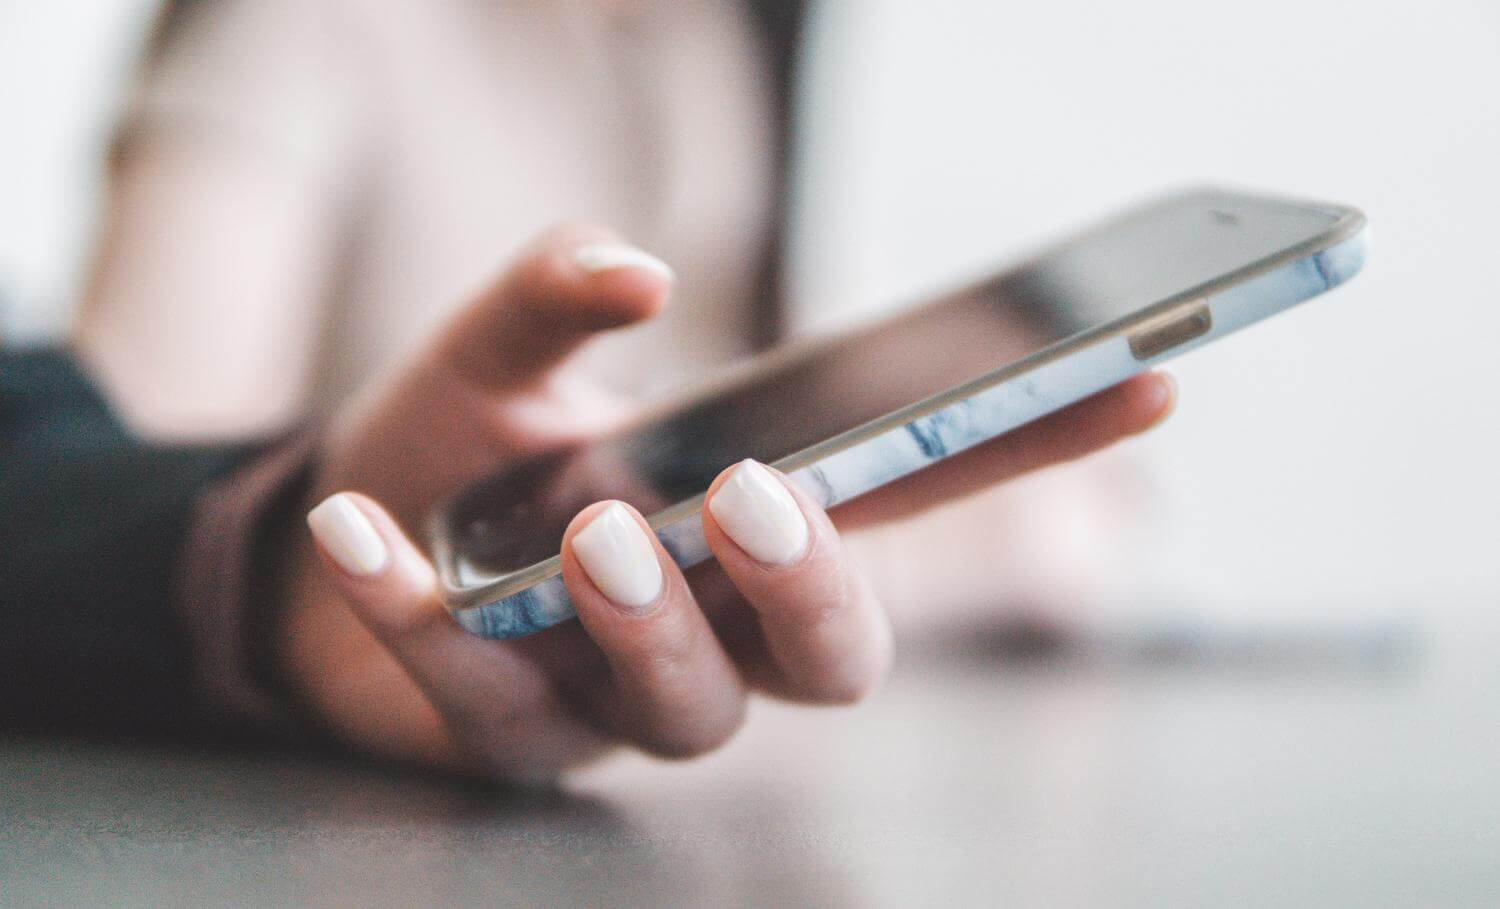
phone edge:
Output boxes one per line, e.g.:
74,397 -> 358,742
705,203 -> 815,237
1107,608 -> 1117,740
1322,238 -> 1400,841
439,195 -> 1368,639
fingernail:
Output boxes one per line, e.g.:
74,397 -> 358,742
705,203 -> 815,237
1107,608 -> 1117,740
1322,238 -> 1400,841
572,242 -> 675,281
708,460 -> 809,566
571,502 -> 663,611
307,493 -> 389,577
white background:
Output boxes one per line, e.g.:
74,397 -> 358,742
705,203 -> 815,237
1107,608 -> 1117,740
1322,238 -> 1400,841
3,0 -> 1497,618
792,0 -> 1500,618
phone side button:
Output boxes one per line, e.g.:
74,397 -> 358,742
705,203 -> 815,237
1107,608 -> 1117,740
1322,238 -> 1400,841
1128,300 -> 1213,360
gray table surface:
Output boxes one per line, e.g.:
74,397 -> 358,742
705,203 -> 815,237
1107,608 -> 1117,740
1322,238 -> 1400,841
3,599 -> 1496,907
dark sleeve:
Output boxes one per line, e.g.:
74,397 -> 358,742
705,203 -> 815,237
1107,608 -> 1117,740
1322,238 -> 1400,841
0,347 -> 311,741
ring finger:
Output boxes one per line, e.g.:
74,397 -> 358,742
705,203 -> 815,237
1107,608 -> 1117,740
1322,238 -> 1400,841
560,501 -> 749,758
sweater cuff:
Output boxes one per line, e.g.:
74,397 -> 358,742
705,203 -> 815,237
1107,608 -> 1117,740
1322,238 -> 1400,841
175,430 -> 320,742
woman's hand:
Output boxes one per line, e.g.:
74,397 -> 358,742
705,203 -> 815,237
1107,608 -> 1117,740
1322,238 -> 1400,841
281,223 -> 1176,782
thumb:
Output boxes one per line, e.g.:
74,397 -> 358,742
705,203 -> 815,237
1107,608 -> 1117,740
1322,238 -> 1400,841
435,222 -> 675,390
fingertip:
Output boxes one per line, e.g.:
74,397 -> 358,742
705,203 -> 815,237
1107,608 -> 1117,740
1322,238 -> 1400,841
441,223 -> 673,389
1098,372 -> 1179,438
527,226 -> 672,330
563,500 -> 668,615
704,460 -> 813,568
565,242 -> 674,328
1138,370 -> 1178,430
511,234 -> 673,333
307,492 -> 390,578
572,242 -> 675,282
308,490 -> 436,593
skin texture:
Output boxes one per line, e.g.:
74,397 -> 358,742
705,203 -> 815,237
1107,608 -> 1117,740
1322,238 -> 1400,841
286,222 -> 1178,783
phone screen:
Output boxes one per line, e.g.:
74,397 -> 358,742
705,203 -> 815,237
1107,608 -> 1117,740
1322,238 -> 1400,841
446,190 -> 1339,580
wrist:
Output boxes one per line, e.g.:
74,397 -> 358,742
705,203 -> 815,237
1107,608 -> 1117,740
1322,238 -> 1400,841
174,430 -> 325,741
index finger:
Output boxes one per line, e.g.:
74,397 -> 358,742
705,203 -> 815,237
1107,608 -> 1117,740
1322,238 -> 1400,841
435,222 -> 675,390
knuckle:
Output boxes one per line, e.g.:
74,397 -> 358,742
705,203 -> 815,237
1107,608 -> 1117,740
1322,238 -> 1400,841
629,614 -> 703,685
611,613 -> 749,760
777,563 -> 859,632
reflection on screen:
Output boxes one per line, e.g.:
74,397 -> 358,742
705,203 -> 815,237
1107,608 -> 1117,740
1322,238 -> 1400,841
449,191 -> 1337,577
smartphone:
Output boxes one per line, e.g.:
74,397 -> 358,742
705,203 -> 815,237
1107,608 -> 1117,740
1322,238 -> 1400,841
431,187 -> 1367,639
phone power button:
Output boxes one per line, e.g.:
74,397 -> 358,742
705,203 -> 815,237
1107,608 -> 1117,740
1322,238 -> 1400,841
1128,299 -> 1213,360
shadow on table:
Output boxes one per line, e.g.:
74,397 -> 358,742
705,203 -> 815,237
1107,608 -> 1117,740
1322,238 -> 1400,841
910,610 -> 1422,678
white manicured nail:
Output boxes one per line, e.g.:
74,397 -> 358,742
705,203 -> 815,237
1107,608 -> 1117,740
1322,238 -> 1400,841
307,494 -> 389,577
709,460 -> 809,566
572,502 -> 663,611
572,242 -> 675,281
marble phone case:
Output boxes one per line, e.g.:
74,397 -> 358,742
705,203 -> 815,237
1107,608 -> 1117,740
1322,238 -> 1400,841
435,201 -> 1367,640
